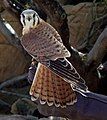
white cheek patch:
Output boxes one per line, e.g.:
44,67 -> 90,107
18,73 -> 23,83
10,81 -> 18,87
21,16 -> 25,26
21,13 -> 28,26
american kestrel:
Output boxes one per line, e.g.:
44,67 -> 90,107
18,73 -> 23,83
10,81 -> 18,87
20,9 -> 88,108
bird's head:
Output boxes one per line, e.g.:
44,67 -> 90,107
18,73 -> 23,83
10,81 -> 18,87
20,9 -> 40,28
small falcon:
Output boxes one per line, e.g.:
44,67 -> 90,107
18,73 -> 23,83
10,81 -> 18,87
20,9 -> 88,107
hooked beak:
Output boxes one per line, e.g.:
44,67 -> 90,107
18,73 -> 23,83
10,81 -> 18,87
27,16 -> 31,21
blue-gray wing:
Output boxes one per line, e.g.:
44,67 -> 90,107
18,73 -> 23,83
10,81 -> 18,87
45,58 -> 88,92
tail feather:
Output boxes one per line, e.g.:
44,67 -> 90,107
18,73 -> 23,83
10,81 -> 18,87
30,63 -> 77,108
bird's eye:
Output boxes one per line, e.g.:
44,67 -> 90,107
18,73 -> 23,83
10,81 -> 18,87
33,13 -> 36,18
22,14 -> 25,18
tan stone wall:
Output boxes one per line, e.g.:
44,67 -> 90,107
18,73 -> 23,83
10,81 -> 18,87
63,3 -> 106,49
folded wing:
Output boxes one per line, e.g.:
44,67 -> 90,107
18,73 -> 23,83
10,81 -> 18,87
46,58 -> 88,93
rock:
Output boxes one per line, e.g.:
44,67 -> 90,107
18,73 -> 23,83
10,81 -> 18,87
11,98 -> 38,115
0,44 -> 29,82
11,98 -> 47,119
0,9 -> 30,82
63,3 -> 107,49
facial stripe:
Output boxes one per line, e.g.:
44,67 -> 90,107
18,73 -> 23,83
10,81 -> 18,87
33,13 -> 40,26
33,13 -> 36,18
37,16 -> 40,25
33,13 -> 36,26
22,14 -> 26,25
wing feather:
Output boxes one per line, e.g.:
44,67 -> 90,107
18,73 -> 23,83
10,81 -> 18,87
46,58 -> 88,92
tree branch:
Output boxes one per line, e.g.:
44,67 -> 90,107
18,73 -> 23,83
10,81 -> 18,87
83,14 -> 107,52
0,99 -> 10,107
0,73 -> 28,90
0,90 -> 30,99
86,27 -> 107,70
